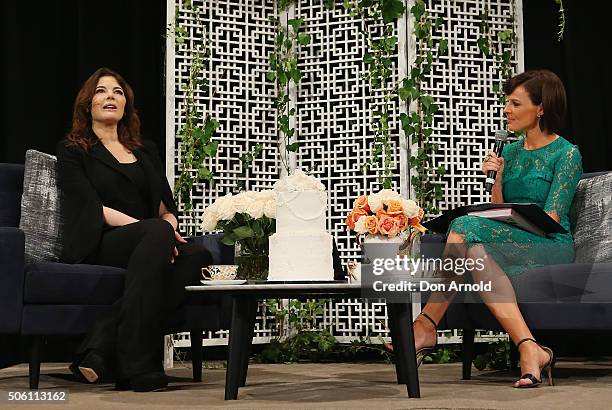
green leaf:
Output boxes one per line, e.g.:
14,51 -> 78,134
382,0 -> 405,24
290,68 -> 301,83
477,37 -> 489,56
363,53 -> 374,64
410,0 -> 425,20
286,142 -> 300,152
266,71 -> 276,81
252,220 -> 264,237
384,36 -> 398,51
197,166 -> 212,180
502,50 -> 512,64
287,18 -> 304,31
498,30 -> 511,42
438,38 -> 448,55
297,33 -> 310,46
399,87 -> 411,101
233,226 -> 255,240
202,140 -> 218,157
437,166 -> 446,176
278,71 -> 288,86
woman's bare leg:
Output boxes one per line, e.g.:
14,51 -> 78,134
466,244 -> 552,386
414,232 -> 551,386
413,230 -> 466,349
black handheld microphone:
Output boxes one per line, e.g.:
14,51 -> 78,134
484,130 -> 509,193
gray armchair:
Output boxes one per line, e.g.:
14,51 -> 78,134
427,171 -> 612,378
0,162 -> 233,388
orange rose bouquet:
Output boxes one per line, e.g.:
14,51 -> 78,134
344,189 -> 426,239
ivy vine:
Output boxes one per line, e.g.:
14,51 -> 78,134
554,0 -> 566,41
171,0 -> 220,232
399,0 -> 447,214
478,6 -> 516,105
267,15 -> 311,175
344,0 -> 406,189
344,0 -> 446,212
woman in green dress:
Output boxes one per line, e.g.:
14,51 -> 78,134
400,70 -> 582,388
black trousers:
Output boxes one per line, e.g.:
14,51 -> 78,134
76,218 -> 212,379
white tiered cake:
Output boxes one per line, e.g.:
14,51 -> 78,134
268,171 -> 334,281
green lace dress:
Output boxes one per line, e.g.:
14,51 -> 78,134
448,136 -> 583,276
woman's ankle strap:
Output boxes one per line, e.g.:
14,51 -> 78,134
419,311 -> 438,330
516,337 -> 537,348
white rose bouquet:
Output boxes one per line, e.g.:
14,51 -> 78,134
202,190 -> 276,255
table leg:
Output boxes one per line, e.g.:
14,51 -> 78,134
387,302 -> 420,398
239,298 -> 258,387
225,296 -> 256,400
387,305 -> 407,384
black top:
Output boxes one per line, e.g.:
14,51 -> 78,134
114,161 -> 152,221
56,139 -> 179,263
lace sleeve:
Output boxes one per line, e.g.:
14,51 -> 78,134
544,145 -> 583,218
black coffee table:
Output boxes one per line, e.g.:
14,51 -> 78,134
186,281 -> 420,399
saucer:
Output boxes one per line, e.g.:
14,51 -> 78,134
200,279 -> 247,285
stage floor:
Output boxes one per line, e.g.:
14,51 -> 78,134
2,359 -> 612,409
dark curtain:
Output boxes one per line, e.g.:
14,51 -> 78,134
0,0 -> 166,164
523,0 -> 612,172
1,0 -> 610,173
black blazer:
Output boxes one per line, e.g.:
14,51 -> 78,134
56,139 -> 179,263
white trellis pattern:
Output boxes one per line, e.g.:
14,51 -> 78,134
166,0 -> 521,349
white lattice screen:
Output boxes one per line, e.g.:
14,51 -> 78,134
166,0 -> 522,348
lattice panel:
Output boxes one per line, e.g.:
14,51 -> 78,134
419,0 -> 522,212
170,0 -> 280,234
293,1 -> 404,262
167,0 -> 520,348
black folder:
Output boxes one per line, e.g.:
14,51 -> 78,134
422,203 -> 568,236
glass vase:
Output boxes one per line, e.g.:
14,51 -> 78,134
234,240 -> 269,281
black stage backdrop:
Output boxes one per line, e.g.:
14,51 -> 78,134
0,0 -> 166,164
0,0 -> 610,172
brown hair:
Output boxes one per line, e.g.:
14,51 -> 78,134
503,69 -> 567,134
66,67 -> 142,151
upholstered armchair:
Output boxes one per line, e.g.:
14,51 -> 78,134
0,159 -> 233,389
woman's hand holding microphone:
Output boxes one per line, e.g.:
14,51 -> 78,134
481,150 -> 505,184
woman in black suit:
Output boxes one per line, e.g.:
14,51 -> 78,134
57,67 -> 212,392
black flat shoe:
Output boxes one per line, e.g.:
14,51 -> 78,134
514,338 -> 555,388
69,362 -> 87,383
74,350 -> 111,383
129,372 -> 168,392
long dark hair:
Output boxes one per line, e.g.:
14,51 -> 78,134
66,67 -> 142,151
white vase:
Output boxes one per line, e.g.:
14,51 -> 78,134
361,234 -> 405,263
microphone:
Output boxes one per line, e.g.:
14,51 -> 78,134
484,130 -> 510,193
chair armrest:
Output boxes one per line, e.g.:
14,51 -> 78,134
420,233 -> 446,259
0,227 -> 25,334
188,233 -> 235,265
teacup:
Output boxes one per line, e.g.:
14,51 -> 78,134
202,265 -> 239,281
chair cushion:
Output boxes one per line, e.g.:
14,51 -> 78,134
24,262 -> 125,305
570,172 -> 612,263
0,163 -> 24,227
19,150 -> 65,263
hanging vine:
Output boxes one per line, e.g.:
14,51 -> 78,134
478,6 -> 516,105
344,0 -> 446,212
554,0 -> 566,41
267,15 -> 310,175
344,0 -> 406,189
398,0 -> 447,214
171,1 -> 220,232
